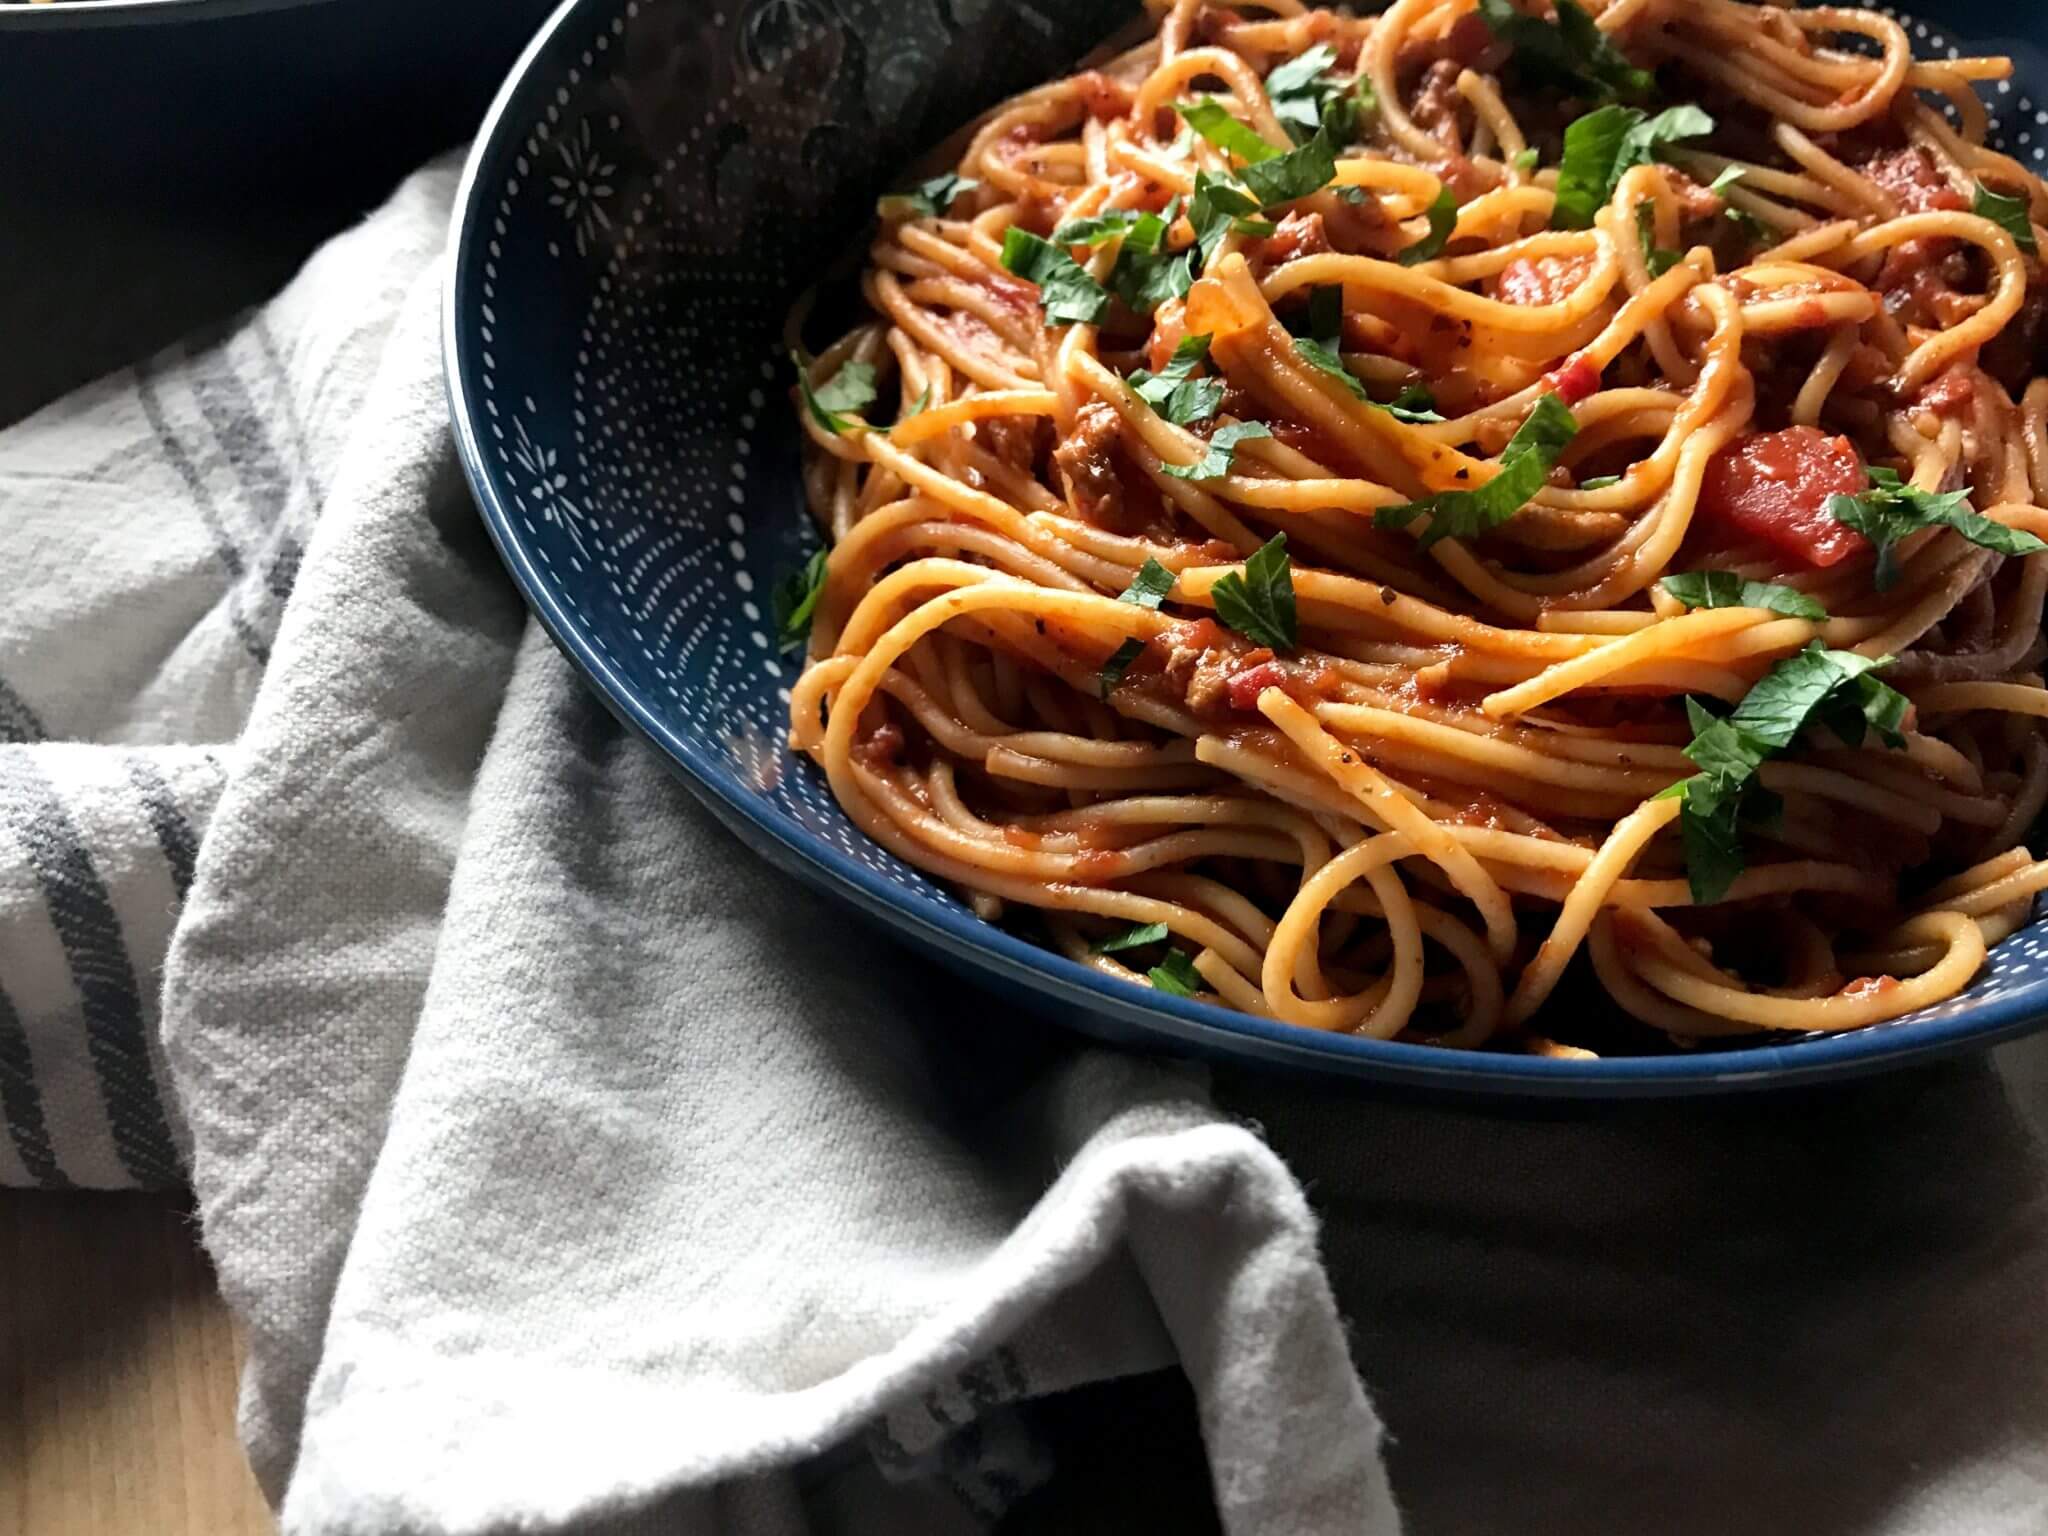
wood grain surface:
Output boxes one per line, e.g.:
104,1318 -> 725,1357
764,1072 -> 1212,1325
0,1191 -> 271,1536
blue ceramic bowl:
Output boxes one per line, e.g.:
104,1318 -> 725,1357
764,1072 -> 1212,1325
448,0 -> 2048,1095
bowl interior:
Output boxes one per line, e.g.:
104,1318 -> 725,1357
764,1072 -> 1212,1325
449,0 -> 2048,1092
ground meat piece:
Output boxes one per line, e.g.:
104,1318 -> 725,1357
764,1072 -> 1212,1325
1860,145 -> 1966,215
1322,194 -> 1399,255
1913,364 -> 1978,419
1663,166 -> 1725,223
1878,240 -> 1980,328
1980,273 -> 2048,394
979,415 -> 1052,474
1410,59 -> 1466,151
1259,211 -> 1334,267
853,722 -> 905,771
1053,402 -> 1127,526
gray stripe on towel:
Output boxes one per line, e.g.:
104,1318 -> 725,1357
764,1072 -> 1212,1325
124,755 -> 202,902
0,754 -> 179,1184
0,982 -> 69,1187
134,357 -> 271,664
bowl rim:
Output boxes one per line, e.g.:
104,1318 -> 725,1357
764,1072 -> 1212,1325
443,0 -> 2048,1096
0,0 -> 334,31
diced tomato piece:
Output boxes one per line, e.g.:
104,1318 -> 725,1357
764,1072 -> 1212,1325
1145,298 -> 1189,372
1696,428 -> 1871,567
1545,354 -> 1601,406
1226,660 -> 1288,711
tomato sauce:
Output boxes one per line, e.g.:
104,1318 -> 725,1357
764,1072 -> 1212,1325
1495,254 -> 1594,308
1695,427 -> 1871,568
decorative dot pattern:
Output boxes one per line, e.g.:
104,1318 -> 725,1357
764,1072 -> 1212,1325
452,0 -> 2048,1067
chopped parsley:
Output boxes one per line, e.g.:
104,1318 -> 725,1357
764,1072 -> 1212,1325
1398,186 -> 1460,264
1973,181 -> 2038,257
1188,170 -> 1270,267
1119,558 -> 1178,609
1264,44 -> 1345,145
1635,201 -> 1683,277
772,548 -> 828,653
1291,285 -> 1442,420
1052,209 -> 1147,246
1238,124 -> 1342,208
1479,0 -> 1656,104
1176,98 -> 1284,164
999,227 -> 1111,326
1659,571 -> 1827,619
1376,393 -> 1577,550
1161,419 -> 1273,481
1825,467 -> 2048,590
1510,147 -> 1540,175
1098,636 -> 1146,698
1658,644 -> 1908,900
1209,532 -> 1297,651
1093,921 -> 1169,954
877,173 -> 979,221
1551,103 -> 1714,230
793,352 -> 878,436
1109,199 -> 1196,314
1130,333 -> 1224,426
1578,473 -> 1622,490
1148,946 -> 1208,995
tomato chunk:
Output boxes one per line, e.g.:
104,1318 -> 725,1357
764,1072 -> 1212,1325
1695,427 -> 1870,567
1226,660 -> 1288,711
1544,354 -> 1601,405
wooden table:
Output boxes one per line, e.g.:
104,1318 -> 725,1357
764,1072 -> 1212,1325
0,1191 -> 271,1535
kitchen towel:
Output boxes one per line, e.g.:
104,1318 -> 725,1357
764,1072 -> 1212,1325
4,158 -> 2048,1536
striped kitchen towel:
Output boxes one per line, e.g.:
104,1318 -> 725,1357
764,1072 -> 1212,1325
0,174 -> 458,1190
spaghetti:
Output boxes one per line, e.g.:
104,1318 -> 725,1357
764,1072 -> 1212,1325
781,0 -> 2048,1054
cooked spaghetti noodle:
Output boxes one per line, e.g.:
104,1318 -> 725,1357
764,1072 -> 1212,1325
782,0 -> 2048,1053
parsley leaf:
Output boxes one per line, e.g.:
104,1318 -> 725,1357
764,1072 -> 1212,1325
1376,393 -> 1577,549
1098,636 -> 1146,698
1238,125 -> 1341,208
1292,343 -> 1445,421
1551,103 -> 1714,230
1265,43 -> 1344,145
1162,419 -> 1273,481
1480,0 -> 1656,104
1661,644 -> 1908,899
1094,921 -> 1169,954
877,173 -> 978,221
1825,466 -> 2048,590
1188,170 -> 1268,267
1728,643 -> 1889,750
1052,209 -> 1145,246
1578,473 -> 1622,490
772,548 -> 828,652
1149,947 -> 1208,995
1209,532 -> 1297,651
1708,165 -> 1745,196
793,352 -> 878,436
1635,201 -> 1683,277
1660,570 -> 1828,619
1108,203 -> 1195,313
1130,334 -> 1224,426
1176,98 -> 1283,164
1000,227 -> 1111,326
1974,181 -> 2038,256
1119,558 -> 1177,609
1398,186 -> 1459,264
1510,147 -> 1540,174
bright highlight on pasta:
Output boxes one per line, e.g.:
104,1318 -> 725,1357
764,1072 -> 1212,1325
780,0 -> 2048,1055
